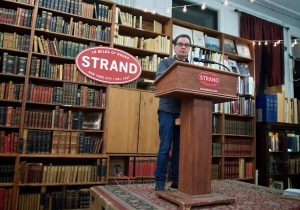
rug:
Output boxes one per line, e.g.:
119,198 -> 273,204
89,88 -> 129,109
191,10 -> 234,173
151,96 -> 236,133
90,180 -> 300,210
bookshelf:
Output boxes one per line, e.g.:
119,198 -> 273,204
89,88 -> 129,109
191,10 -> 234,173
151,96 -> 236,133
0,0 -> 112,209
171,19 -> 256,182
0,0 -> 257,208
256,122 -> 300,190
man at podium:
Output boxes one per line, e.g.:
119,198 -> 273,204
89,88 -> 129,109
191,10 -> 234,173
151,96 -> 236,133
154,34 -> 191,191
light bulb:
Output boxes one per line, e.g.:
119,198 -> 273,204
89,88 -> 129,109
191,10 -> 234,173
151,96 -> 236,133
201,3 -> 206,10
264,41 -> 268,45
250,0 -> 255,3
223,0 -> 228,6
183,5 -> 187,13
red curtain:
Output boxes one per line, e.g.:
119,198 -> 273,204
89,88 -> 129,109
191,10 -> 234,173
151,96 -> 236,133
240,12 -> 284,91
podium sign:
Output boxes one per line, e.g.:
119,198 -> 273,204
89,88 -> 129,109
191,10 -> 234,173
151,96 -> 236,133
155,62 -> 238,102
155,62 -> 238,209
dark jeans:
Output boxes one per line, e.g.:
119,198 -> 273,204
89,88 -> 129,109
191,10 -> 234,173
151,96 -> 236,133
155,110 -> 180,183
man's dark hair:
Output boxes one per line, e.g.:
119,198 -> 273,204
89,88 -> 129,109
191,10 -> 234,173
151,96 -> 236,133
173,34 -> 191,45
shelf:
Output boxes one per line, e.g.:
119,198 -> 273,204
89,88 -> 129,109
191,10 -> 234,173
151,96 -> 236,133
19,154 -> 108,158
113,44 -> 169,57
2,0 -> 35,8
0,47 -> 29,55
34,29 -> 111,46
25,101 -> 105,110
0,125 -> 19,129
18,181 -> 106,187
29,75 -> 107,88
0,183 -> 14,187
37,5 -> 113,25
0,153 -> 18,157
23,127 -> 104,132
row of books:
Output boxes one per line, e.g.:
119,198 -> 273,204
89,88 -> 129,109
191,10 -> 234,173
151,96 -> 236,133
288,159 -> 300,175
0,164 -> 14,183
224,139 -> 252,156
114,34 -> 170,54
128,157 -> 156,177
10,0 -> 35,4
0,7 -> 32,27
36,12 -> 111,42
269,158 -> 285,174
212,143 -> 221,156
224,119 -> 254,136
0,106 -> 21,127
0,188 -> 13,210
237,76 -> 254,96
0,131 -> 21,154
38,0 -> 83,16
136,54 -> 165,72
19,189 -> 90,210
24,110 -> 103,130
29,58 -> 107,86
223,97 -> 255,116
258,85 -> 300,123
33,35 -> 90,58
173,25 -> 252,58
211,163 -> 221,179
224,159 -> 253,179
116,7 -> 163,34
268,132 -> 280,152
24,130 -> 103,154
28,83 -> 106,107
0,32 -> 30,51
19,159 -> 107,183
1,53 -> 27,75
287,133 -> 300,152
0,81 -> 24,101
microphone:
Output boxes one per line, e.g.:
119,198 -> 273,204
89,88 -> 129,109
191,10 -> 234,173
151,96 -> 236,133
193,57 -> 231,72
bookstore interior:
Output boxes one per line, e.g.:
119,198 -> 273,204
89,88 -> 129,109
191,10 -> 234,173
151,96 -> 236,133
0,0 -> 300,209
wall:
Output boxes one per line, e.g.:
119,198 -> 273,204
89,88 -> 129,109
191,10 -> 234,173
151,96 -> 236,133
115,0 -> 300,97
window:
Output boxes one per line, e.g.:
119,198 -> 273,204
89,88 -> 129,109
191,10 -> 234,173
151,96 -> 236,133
172,0 -> 218,30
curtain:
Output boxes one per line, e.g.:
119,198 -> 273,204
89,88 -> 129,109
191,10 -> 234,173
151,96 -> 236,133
240,12 -> 284,92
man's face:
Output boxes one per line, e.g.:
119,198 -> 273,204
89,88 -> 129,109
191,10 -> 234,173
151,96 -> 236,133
174,37 -> 191,60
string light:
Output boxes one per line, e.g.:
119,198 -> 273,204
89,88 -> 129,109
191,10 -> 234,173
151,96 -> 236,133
251,39 -> 300,48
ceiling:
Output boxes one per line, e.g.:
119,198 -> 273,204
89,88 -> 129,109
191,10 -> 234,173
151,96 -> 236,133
256,0 -> 300,21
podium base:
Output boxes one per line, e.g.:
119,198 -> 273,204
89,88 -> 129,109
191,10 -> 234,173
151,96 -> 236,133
156,190 -> 235,210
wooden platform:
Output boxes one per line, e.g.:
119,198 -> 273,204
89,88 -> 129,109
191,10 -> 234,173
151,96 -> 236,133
156,190 -> 235,210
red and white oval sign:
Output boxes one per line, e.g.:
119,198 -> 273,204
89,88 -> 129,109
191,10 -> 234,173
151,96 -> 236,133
76,47 -> 141,84
198,71 -> 220,87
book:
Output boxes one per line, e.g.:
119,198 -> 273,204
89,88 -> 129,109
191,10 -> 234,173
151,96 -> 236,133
173,25 -> 193,45
153,20 -> 162,34
204,35 -> 220,51
227,59 -> 239,73
192,29 -> 205,47
237,63 -> 251,77
224,39 -> 237,55
236,41 -> 251,58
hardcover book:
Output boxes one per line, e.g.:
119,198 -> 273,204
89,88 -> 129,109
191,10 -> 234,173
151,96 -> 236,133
224,39 -> 237,55
236,41 -> 251,58
204,35 -> 220,51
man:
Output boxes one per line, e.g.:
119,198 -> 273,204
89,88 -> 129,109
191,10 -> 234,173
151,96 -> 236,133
154,34 -> 191,191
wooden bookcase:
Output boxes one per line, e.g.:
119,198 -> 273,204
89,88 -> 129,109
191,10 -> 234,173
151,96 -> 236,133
0,0 -> 256,208
256,122 -> 300,190
171,19 -> 256,183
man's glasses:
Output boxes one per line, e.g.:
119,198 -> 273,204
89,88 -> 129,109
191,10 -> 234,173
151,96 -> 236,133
176,42 -> 191,48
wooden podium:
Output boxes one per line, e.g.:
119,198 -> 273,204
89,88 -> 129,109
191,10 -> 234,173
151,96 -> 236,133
154,62 -> 238,209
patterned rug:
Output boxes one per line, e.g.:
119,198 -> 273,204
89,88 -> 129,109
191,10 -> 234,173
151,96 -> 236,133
90,180 -> 300,210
